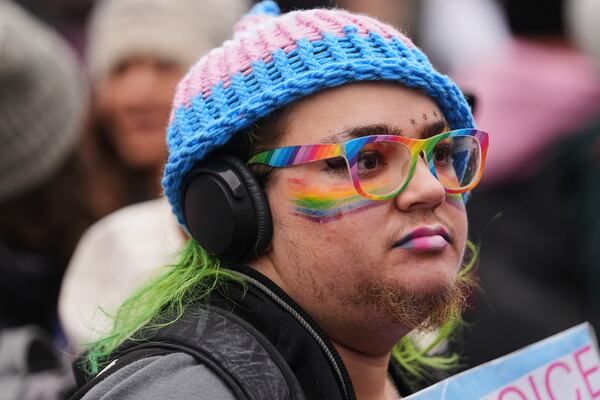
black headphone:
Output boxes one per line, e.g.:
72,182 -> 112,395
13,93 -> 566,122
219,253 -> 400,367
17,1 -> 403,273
181,154 -> 273,263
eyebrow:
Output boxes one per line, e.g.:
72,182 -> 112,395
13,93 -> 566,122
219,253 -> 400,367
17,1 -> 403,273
321,119 -> 449,143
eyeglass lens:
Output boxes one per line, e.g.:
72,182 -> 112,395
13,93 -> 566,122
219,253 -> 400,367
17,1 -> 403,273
354,135 -> 481,197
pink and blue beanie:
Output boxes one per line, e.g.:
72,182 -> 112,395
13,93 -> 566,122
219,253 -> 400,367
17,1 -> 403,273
163,1 -> 475,226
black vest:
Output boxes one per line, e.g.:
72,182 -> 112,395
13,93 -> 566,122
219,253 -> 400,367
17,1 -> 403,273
72,266 -> 437,399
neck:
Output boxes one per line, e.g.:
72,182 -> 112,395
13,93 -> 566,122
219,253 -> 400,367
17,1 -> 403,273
251,257 -> 408,398
333,341 -> 401,400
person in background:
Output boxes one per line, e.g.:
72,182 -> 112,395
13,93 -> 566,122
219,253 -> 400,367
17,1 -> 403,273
83,0 -> 248,216
418,0 -> 509,73
451,0 -> 600,368
72,2 -> 488,399
59,0 -> 250,351
0,0 -> 88,335
0,2 -> 89,398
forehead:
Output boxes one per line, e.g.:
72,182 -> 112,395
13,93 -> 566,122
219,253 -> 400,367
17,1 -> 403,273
277,81 -> 444,146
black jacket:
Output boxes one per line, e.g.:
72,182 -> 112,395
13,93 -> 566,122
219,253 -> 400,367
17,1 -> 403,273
73,265 -> 440,399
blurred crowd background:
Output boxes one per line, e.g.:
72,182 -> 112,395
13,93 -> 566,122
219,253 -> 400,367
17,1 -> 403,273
1,0 -> 599,398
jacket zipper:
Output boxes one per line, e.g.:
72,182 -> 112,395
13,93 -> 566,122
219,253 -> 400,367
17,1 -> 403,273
237,272 -> 351,399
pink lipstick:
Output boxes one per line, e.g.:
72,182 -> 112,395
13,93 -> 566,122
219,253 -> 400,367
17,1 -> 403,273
393,225 -> 451,252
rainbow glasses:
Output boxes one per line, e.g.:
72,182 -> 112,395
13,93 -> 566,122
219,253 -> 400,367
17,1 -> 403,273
248,128 -> 489,201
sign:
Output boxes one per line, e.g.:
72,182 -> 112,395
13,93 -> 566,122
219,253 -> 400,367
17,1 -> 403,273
406,323 -> 600,400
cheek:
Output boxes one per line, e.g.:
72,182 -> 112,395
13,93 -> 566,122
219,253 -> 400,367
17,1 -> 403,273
443,195 -> 468,251
443,193 -> 468,243
94,83 -> 115,115
159,72 -> 184,98
267,174 -> 386,258
95,85 -> 131,128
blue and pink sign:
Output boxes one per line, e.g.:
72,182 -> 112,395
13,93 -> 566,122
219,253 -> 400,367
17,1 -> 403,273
407,323 -> 600,400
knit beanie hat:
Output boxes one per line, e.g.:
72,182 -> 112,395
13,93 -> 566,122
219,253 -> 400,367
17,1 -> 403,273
86,0 -> 251,83
163,1 -> 476,227
0,1 -> 85,203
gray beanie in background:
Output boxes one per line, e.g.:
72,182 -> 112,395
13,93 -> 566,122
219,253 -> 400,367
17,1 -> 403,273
0,1 -> 86,203
86,0 -> 251,83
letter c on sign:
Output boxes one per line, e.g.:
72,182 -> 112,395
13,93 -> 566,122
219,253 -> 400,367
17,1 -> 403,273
498,387 -> 527,400
544,361 -> 581,400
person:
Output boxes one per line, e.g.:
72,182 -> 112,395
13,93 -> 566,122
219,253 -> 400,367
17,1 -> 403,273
418,0 -> 509,73
72,2 -> 488,399
0,2 -> 89,398
58,0 -> 251,350
0,0 -> 89,335
82,0 -> 250,217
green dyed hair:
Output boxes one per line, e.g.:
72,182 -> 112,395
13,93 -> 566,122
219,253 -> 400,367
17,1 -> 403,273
84,238 -> 478,378
84,240 -> 242,375
392,240 -> 479,379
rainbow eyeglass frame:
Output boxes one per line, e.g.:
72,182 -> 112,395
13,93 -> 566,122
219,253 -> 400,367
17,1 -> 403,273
248,128 -> 489,201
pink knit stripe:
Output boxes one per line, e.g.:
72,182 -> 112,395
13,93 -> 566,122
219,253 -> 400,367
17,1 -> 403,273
313,9 -> 350,35
336,10 -> 412,46
234,14 -> 271,35
172,9 -> 412,110
172,74 -> 190,110
286,12 -> 323,42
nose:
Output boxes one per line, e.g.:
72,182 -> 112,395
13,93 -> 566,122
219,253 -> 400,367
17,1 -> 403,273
119,63 -> 161,105
394,154 -> 445,211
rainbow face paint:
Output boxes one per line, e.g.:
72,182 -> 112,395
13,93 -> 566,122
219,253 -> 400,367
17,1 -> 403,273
446,193 -> 466,209
287,178 -> 384,223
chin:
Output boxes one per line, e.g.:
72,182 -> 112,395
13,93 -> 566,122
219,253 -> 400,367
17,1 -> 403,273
357,269 -> 471,331
392,257 -> 461,295
116,140 -> 166,170
411,272 -> 459,296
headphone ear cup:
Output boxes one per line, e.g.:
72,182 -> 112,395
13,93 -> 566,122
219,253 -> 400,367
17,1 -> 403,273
182,154 -> 272,262
219,155 -> 273,257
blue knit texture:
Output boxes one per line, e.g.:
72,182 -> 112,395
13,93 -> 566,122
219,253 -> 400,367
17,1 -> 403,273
162,25 -> 476,227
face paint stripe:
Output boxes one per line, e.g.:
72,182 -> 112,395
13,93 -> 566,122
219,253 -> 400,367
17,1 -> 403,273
445,193 -> 465,210
294,197 -> 373,216
292,191 -> 364,209
289,183 -> 361,198
294,200 -> 385,223
289,179 -> 385,200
